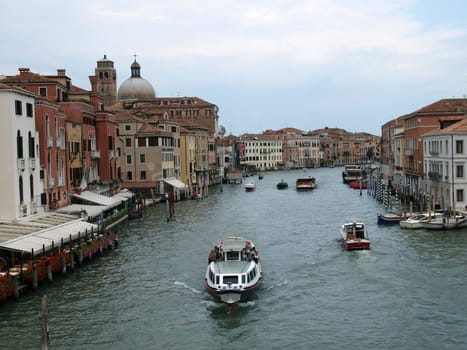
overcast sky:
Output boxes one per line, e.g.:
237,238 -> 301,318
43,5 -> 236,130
2,0 -> 467,136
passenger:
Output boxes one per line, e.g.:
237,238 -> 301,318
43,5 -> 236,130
249,247 -> 258,263
216,246 -> 224,260
208,249 -> 217,264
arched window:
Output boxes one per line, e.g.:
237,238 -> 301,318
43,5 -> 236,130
30,174 -> 34,199
17,130 -> 23,158
19,175 -> 24,204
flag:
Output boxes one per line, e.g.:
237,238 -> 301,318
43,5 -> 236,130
77,167 -> 88,195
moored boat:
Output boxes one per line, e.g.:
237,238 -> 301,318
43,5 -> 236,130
421,213 -> 467,230
205,237 -> 262,304
348,180 -> 367,189
296,176 -> 317,190
340,221 -> 370,251
399,212 -> 442,229
276,179 -> 288,190
377,213 -> 404,225
244,182 -> 256,192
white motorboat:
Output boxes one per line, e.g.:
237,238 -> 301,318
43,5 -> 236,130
399,212 -> 442,229
205,237 -> 262,304
421,213 -> 467,230
244,182 -> 256,192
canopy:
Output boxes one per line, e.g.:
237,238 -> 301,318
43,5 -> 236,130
163,178 -> 188,190
0,219 -> 98,255
72,190 -> 122,207
56,204 -> 108,220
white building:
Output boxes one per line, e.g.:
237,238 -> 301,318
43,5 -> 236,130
0,84 -> 42,220
423,119 -> 467,210
239,134 -> 283,171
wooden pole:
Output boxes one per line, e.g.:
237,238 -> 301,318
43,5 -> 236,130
39,294 -> 49,350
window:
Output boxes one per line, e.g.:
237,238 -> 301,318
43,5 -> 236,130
39,87 -> 47,96
125,138 -> 132,147
127,171 -> 132,180
456,140 -> 463,154
137,138 -> 146,147
16,130 -> 23,158
15,100 -> 22,115
125,125 -> 131,131
456,165 -> 464,178
456,189 -> 464,202
26,103 -> 33,117
126,155 -> 132,164
140,171 -> 146,180
140,154 -> 146,163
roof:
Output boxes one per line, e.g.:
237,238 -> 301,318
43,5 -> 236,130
0,219 -> 98,255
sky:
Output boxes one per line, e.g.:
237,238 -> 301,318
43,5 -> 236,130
2,0 -> 467,137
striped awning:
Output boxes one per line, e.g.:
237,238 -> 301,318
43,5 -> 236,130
0,219 -> 98,255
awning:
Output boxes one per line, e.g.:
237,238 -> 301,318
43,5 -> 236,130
163,178 -> 188,190
0,219 -> 99,255
71,190 -> 122,207
56,204 -> 108,219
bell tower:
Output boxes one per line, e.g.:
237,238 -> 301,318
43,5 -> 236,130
95,54 -> 117,106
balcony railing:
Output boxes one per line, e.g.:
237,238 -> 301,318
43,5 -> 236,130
17,158 -> 25,171
29,158 -> 36,170
47,136 -> 53,148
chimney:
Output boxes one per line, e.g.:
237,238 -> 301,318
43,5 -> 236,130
57,69 -> 66,76
18,68 -> 30,75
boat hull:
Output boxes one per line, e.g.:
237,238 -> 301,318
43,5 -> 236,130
343,240 -> 370,251
377,214 -> 403,225
205,278 -> 262,304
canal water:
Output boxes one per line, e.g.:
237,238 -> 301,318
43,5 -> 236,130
1,167 -> 467,349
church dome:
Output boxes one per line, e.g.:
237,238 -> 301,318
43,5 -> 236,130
117,59 -> 156,100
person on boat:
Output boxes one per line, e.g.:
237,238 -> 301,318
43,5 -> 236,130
208,247 -> 218,263
250,247 -> 259,263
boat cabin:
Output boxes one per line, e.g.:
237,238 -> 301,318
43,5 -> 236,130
343,222 -> 366,240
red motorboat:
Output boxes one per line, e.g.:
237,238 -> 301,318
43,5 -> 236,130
348,180 -> 367,189
340,221 -> 370,251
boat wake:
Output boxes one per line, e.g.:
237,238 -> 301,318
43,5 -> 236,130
174,280 -> 202,294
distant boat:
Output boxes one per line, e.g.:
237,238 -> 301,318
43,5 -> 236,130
244,182 -> 256,192
276,179 -> 288,190
258,173 -> 264,180
296,176 -> 317,190
348,180 -> 367,189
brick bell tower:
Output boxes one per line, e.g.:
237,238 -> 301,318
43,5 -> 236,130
95,54 -> 117,106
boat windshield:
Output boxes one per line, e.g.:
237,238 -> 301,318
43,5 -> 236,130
226,251 -> 240,261
223,275 -> 239,284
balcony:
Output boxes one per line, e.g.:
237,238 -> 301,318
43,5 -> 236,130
17,158 -> 25,171
48,177 -> 55,188
405,149 -> 414,156
58,176 -> 64,186
47,136 -> 53,148
29,158 -> 36,170
56,137 -> 65,149
91,150 -> 101,159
